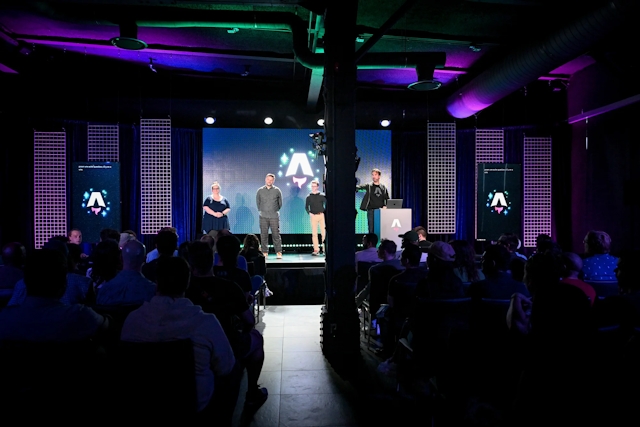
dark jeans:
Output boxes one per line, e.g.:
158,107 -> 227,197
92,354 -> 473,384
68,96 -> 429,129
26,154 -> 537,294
259,216 -> 282,253
367,209 -> 377,234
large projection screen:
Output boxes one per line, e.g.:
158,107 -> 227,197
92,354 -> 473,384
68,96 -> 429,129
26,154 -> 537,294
202,128 -> 392,235
476,163 -> 522,241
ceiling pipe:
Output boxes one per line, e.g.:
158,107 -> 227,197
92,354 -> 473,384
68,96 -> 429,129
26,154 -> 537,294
354,0 -> 420,63
446,0 -> 639,119
135,11 -> 445,71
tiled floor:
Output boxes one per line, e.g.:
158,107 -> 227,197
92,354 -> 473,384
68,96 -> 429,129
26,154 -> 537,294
232,305 -> 362,427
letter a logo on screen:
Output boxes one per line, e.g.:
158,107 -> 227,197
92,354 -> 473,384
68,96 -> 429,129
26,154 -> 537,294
391,218 -> 402,232
487,190 -> 511,215
285,153 -> 314,188
83,189 -> 110,217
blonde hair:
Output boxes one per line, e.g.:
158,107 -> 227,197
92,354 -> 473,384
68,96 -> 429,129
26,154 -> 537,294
211,181 -> 221,190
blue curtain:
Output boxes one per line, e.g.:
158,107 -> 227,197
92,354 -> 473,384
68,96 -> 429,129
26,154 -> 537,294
392,132 -> 428,231
171,128 -> 203,243
454,129 -> 476,242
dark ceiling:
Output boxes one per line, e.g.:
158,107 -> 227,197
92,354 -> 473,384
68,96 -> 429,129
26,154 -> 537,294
1,0 -> 638,128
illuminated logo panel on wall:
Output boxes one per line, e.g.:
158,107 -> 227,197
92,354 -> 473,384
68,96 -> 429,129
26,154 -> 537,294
72,162 -> 122,244
203,128 -> 391,234
476,163 -> 522,241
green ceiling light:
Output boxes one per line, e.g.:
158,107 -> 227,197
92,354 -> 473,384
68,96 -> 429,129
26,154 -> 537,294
110,22 -> 147,50
407,62 -> 442,91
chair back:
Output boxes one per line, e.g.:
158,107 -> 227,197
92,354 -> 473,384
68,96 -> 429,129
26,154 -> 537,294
114,339 -> 198,416
584,280 -> 619,298
473,298 -> 511,335
356,261 -> 378,293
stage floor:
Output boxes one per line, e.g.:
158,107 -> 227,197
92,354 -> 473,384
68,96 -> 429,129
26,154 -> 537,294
263,253 -> 326,269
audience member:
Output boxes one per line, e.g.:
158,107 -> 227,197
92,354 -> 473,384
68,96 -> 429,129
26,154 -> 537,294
356,233 -> 379,264
469,244 -> 529,301
356,238 -> 404,315
582,230 -> 618,281
100,228 -> 121,242
449,239 -> 484,283
118,232 -> 136,249
146,226 -> 179,263
416,241 -> 465,299
9,238 -> 93,306
186,241 -> 268,414
96,240 -> 156,306
497,232 -> 527,261
560,252 -> 596,306
0,249 -> 109,342
412,226 -> 433,250
121,256 -> 236,414
240,234 -> 266,277
398,230 -> 428,263
215,235 -> 253,304
0,242 -> 25,292
142,228 -> 179,283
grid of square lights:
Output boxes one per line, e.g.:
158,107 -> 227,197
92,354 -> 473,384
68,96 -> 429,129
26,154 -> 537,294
474,129 -> 504,240
427,123 -> 457,235
140,119 -> 172,235
523,137 -> 552,248
34,132 -> 67,249
88,125 -> 120,162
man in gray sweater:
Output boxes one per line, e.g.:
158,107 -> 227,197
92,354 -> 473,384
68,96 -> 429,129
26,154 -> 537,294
256,173 -> 283,258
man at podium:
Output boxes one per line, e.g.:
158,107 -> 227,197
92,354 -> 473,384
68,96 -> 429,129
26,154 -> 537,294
356,168 -> 390,233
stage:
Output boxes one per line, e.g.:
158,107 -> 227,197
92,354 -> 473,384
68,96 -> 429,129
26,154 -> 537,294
262,253 -> 326,305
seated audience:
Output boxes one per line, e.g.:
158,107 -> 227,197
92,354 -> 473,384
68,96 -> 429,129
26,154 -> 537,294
142,228 -> 179,283
186,241 -> 268,413
9,238 -> 92,306
0,249 -> 109,342
598,250 -> 640,330
96,240 -> 156,306
560,252 -> 596,306
582,230 -> 618,281
497,232 -> 527,260
449,239 -> 485,283
469,244 -> 529,301
356,233 -> 379,264
356,238 -> 404,314
121,256 -> 236,414
398,230 -> 428,264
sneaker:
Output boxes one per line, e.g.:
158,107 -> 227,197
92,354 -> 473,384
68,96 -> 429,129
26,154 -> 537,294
245,386 -> 268,411
276,252 -> 282,259
263,285 -> 274,297
311,251 -> 319,256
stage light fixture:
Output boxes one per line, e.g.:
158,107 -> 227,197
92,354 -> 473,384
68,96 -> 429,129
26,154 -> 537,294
380,119 -> 391,127
204,117 -> 216,125
317,118 -> 325,127
264,117 -> 273,125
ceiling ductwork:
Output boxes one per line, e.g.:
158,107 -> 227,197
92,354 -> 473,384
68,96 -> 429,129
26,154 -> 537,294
446,0 -> 639,119
133,11 -> 445,72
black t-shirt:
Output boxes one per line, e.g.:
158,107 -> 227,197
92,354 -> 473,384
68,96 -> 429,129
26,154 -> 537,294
213,266 -> 252,293
368,184 -> 386,209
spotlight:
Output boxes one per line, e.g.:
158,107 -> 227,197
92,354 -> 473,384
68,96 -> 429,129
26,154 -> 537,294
380,119 -> 391,127
204,117 -> 216,125
317,118 -> 325,127
264,117 -> 273,125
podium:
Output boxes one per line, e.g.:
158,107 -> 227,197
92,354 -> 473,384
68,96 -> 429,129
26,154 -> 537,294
374,208 -> 412,251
